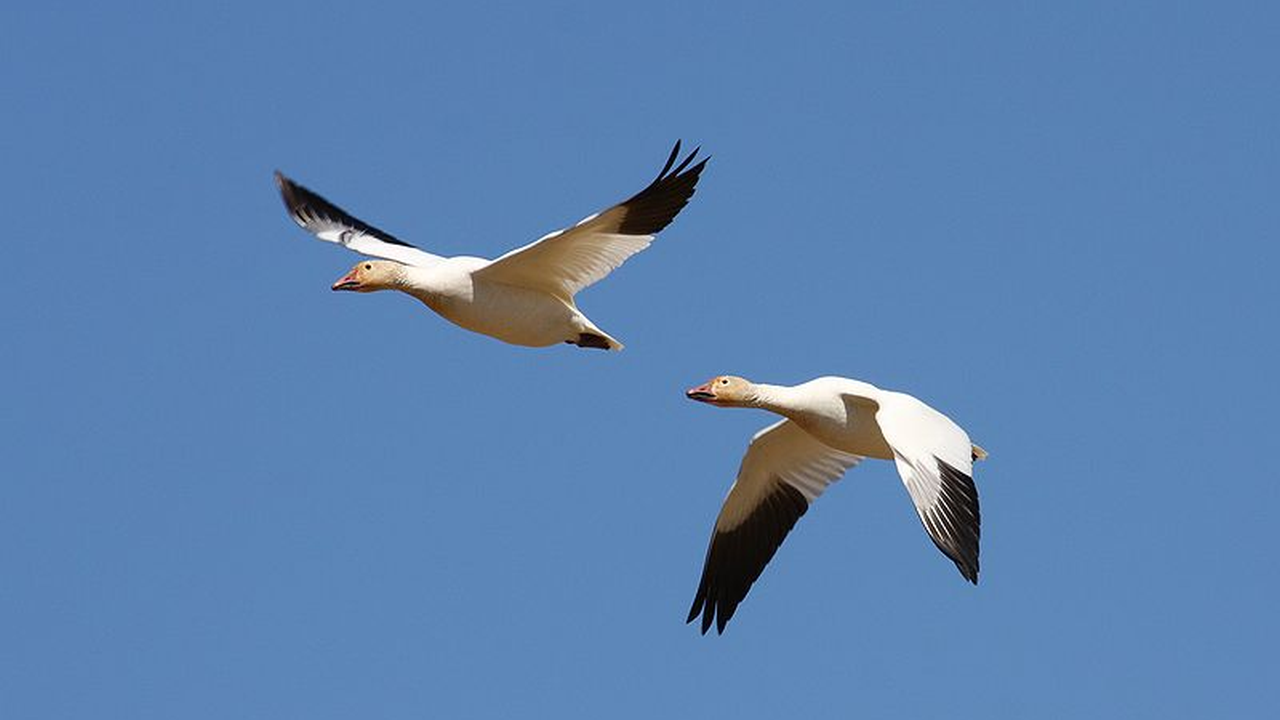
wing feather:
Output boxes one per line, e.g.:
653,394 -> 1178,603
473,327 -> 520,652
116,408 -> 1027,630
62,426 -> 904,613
275,171 -> 443,267
687,420 -> 862,634
475,141 -> 708,299
874,392 -> 982,583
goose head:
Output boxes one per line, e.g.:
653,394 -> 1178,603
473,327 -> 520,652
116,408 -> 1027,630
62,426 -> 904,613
332,261 -> 402,292
686,375 -> 755,407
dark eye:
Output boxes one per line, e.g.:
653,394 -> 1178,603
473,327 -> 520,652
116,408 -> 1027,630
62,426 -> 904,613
364,263 -> 372,270
719,378 -> 729,385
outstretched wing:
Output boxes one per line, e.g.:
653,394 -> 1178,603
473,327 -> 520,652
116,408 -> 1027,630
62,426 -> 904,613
474,141 -> 707,300
275,171 -> 443,267
873,391 -> 981,583
688,420 -> 863,635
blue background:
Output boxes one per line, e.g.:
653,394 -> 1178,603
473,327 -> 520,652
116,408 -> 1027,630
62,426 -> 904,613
3,2 -> 1276,717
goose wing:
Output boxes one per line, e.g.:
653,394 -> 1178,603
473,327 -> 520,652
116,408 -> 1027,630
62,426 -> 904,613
475,141 -> 707,300
872,392 -> 982,583
275,171 -> 443,267
687,420 -> 862,634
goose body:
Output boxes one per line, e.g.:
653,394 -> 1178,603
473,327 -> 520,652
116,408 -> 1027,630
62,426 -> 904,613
276,142 -> 707,350
386,258 -> 599,348
684,375 -> 986,634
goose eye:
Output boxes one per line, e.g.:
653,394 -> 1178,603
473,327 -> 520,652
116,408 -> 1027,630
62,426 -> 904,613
364,263 -> 372,270
719,378 -> 729,385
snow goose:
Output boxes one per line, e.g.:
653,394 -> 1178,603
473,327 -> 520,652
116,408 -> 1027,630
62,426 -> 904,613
684,375 -> 987,634
276,142 -> 707,350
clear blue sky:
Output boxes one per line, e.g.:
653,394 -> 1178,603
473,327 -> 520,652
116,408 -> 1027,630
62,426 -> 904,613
3,2 -> 1277,717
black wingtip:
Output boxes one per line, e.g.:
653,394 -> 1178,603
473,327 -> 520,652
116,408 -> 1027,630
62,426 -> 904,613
656,140 -> 683,179
614,141 -> 709,236
274,170 -> 299,196
274,171 -> 303,220
271,172 -> 418,250
684,482 -> 809,637
654,140 -> 706,181
274,170 -> 310,214
933,458 -> 981,585
670,145 -> 702,177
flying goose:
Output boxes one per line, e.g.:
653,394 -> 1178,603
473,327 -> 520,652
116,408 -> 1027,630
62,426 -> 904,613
684,375 -> 987,634
276,142 -> 707,350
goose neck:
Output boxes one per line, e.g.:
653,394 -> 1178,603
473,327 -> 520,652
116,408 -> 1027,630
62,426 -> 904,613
749,383 -> 802,415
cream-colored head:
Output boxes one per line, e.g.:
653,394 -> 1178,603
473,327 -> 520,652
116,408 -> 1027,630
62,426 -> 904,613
331,260 -> 403,293
685,375 -> 757,407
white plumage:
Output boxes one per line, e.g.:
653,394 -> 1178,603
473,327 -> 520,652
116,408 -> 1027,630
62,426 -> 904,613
276,142 -> 707,350
684,375 -> 986,634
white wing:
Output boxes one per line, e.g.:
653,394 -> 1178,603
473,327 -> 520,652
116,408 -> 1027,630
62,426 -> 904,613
687,419 -> 863,634
873,391 -> 981,583
474,142 -> 707,301
275,171 -> 443,267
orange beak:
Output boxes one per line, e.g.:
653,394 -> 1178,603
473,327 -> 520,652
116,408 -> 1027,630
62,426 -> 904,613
332,268 -> 361,291
686,381 -> 716,402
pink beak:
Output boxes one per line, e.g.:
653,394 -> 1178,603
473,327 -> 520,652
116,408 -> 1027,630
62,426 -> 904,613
331,269 -> 361,291
686,381 -> 716,402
